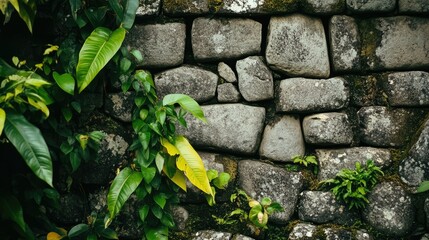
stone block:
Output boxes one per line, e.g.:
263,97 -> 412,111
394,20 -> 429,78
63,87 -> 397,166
154,65 -> 218,103
346,0 -> 396,12
192,18 -> 262,61
302,0 -> 345,15
399,0 -> 429,13
236,56 -> 274,102
266,14 -> 330,78
217,83 -> 241,103
192,230 -> 232,240
218,62 -> 237,83
217,0 -> 299,14
124,23 -> 186,68
276,77 -> 349,113
163,0 -> 209,15
136,0 -> 160,16
288,223 -> 317,240
104,92 -> 134,122
384,71 -> 429,106
259,115 -> 305,162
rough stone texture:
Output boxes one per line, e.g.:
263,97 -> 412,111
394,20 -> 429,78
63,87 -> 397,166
355,230 -> 374,240
288,223 -> 317,240
384,71 -> 429,106
399,0 -> 429,13
192,18 -> 262,61
125,23 -> 186,68
48,194 -> 86,225
237,160 -> 304,223
104,92 -> 134,122
276,77 -> 349,113
217,83 -> 241,103
361,16 -> 429,71
303,112 -> 353,146
236,56 -> 274,102
178,104 -> 265,155
231,234 -> 255,240
323,228 -> 353,240
259,115 -> 305,162
422,233 -> 429,240
317,147 -> 391,181
163,0 -> 209,15
218,62 -> 237,83
191,230 -> 232,240
399,119 -> 429,186
217,0 -> 299,14
329,15 -> 361,72
171,206 -> 189,231
136,0 -> 160,16
348,75 -> 380,107
346,0 -> 396,12
266,14 -> 330,78
358,106 -> 418,147
154,65 -> 218,103
302,0 -> 345,15
298,191 -> 358,225
363,182 -> 414,237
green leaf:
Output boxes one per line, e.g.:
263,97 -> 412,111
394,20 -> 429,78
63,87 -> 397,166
261,197 -> 272,206
151,204 -> 163,219
145,226 -> 168,240
130,49 -> 143,63
108,0 -> 124,21
418,181 -> 429,193
84,6 -> 108,27
120,57 -> 132,73
142,167 -> 156,184
134,70 -> 154,88
62,107 -> 73,122
87,233 -> 97,240
107,167 -> 143,219
153,193 -> 167,209
122,0 -> 138,30
162,94 -> 207,123
100,228 -> 118,239
155,153 -> 164,173
0,58 -> 17,77
249,204 -> 265,228
206,169 -> 218,182
76,27 -> 126,93
15,0 -> 36,33
0,108 -> 5,136
4,112 -> 53,187
160,213 -> 175,228
139,205 -> 150,222
70,151 -> 81,172
53,72 -> 75,95
69,0 -> 82,20
68,224 -> 90,237
0,194 -> 26,232
212,172 -> 230,190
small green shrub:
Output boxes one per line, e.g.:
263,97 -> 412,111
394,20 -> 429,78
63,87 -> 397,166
320,160 -> 383,210
292,155 -> 318,174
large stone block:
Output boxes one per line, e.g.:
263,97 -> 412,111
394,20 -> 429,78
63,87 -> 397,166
358,106 -> 419,147
154,65 -> 218,103
259,115 -> 305,162
178,104 -> 265,155
346,0 -> 396,12
236,56 -> 274,102
276,77 -> 349,113
384,71 -> 429,106
361,16 -> 429,71
329,15 -> 361,72
136,0 -> 160,16
192,18 -> 262,61
124,23 -> 186,68
104,92 -> 134,122
399,0 -> 429,13
237,160 -> 304,223
303,112 -> 353,146
317,147 -> 391,181
363,182 -> 414,237
302,0 -> 345,15
266,14 -> 330,78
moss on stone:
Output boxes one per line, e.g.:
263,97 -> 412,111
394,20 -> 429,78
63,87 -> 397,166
357,18 -> 384,71
208,0 -> 224,13
261,0 -> 298,13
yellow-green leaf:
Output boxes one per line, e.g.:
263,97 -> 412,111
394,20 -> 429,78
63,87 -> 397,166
28,97 -> 49,117
0,108 -> 5,136
174,136 -> 213,196
163,167 -> 187,192
160,138 -> 179,156
47,231 -> 65,240
24,78 -> 51,88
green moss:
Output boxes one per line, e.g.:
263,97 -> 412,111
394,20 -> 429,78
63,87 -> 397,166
208,0 -> 224,13
357,18 -> 383,71
261,0 -> 298,13
163,0 -> 203,13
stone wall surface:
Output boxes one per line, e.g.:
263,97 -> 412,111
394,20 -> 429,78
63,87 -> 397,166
64,1 -> 429,239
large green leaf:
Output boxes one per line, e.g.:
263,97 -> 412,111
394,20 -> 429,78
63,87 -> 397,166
174,136 -> 213,196
0,57 -> 17,77
4,112 -> 53,187
0,108 -> 5,136
107,167 -> 143,220
53,72 -> 75,95
69,0 -> 82,21
145,226 -> 168,240
76,27 -> 126,93
121,0 -> 139,30
0,194 -> 26,231
162,94 -> 207,123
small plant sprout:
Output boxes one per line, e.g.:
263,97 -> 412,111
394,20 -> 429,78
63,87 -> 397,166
292,155 -> 318,174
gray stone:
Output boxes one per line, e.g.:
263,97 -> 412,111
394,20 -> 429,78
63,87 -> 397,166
231,234 -> 255,240
422,233 -> 429,240
323,228 -> 353,240
136,0 -> 160,16
192,230 -> 232,240
358,106 -> 418,147
218,62 -> 237,83
399,119 -> 429,186
259,115 -> 305,162
163,0 -> 209,15
298,191 -> 357,225
237,160 -> 304,223
303,112 -> 353,146
425,198 -> 429,230
355,230 -> 374,240
363,182 -> 414,237
217,83 -> 241,103
192,18 -> 262,61
317,147 -> 391,181
48,194 -> 86,225
124,23 -> 186,68
385,71 -> 429,106
154,65 -> 218,103
329,15 -> 361,72
346,0 -> 396,12
266,14 -> 330,78
288,223 -> 318,240
178,104 -> 265,155
399,0 -> 429,13
302,0 -> 345,14
217,0 -> 299,14
236,56 -> 274,102
104,92 -> 134,122
171,206 -> 189,231
276,77 -> 349,113
361,17 -> 429,71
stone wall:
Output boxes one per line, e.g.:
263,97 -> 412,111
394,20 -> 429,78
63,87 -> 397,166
59,1 -> 429,239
